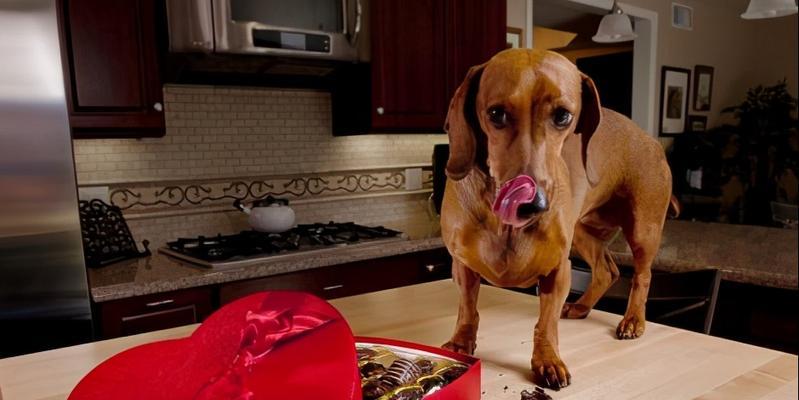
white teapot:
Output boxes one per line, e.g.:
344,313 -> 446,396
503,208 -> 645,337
233,196 -> 296,233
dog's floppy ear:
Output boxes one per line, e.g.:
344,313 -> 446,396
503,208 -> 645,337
575,73 -> 602,185
444,64 -> 485,180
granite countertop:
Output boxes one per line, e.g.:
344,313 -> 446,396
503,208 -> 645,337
88,237 -> 445,302
607,220 -> 798,290
89,221 -> 797,302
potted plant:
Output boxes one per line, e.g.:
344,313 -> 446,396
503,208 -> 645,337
722,79 -> 797,137
720,79 -> 798,225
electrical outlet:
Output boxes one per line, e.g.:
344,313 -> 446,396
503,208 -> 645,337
405,168 -> 423,190
78,186 -> 109,202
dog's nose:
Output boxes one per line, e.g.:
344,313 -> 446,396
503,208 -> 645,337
516,188 -> 548,219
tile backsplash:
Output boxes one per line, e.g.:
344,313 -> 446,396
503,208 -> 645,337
73,85 -> 447,185
74,85 -> 448,247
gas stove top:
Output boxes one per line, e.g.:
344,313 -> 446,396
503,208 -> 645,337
159,222 -> 405,268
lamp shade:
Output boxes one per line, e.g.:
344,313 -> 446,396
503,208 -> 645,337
741,0 -> 798,19
593,12 -> 637,43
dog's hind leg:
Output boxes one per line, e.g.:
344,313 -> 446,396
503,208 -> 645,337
561,223 -> 620,319
442,259 -> 481,355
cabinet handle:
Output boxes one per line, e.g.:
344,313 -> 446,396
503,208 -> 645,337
425,263 -> 447,273
145,299 -> 174,307
153,102 -> 163,112
376,107 -> 384,115
323,284 -> 344,291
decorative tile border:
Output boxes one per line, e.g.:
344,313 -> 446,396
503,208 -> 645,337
101,167 -> 432,212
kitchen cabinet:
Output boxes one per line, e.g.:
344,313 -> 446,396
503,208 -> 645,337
220,248 -> 452,304
93,248 -> 451,339
368,0 -> 506,132
95,287 -> 213,339
57,0 -> 166,138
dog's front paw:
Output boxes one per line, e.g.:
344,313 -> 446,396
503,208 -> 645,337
531,354 -> 571,390
560,302 -> 590,319
616,314 -> 645,339
442,338 -> 476,355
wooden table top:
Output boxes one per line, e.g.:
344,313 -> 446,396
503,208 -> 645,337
0,280 -> 796,399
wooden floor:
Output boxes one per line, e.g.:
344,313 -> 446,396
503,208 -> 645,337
0,280 -> 796,399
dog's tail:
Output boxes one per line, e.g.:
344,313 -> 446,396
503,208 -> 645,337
667,194 -> 681,219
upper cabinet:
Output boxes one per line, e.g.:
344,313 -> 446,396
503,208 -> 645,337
369,0 -> 506,132
57,0 -> 166,138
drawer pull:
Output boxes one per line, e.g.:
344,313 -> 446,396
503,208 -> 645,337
145,299 -> 175,307
323,284 -> 344,291
425,264 -> 436,272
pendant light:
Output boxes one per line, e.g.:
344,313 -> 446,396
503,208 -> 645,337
741,0 -> 798,19
592,0 -> 637,43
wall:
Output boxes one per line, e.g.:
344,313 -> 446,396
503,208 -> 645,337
620,0 -> 798,128
508,0 -> 533,48
507,0 -> 528,32
74,85 -> 447,248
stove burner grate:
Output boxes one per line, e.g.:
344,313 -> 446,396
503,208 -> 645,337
166,222 -> 402,263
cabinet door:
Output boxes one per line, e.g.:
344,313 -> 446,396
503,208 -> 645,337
446,0 -> 507,96
370,0 -> 447,131
58,0 -> 165,138
97,287 -> 213,338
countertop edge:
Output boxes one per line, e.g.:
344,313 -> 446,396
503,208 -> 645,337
610,251 -> 798,290
90,237 -> 446,302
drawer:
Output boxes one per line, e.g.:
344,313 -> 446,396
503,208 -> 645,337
219,248 -> 452,304
96,287 -> 214,339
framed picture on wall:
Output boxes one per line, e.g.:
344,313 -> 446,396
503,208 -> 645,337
693,65 -> 714,111
687,115 -> 707,132
506,27 -> 523,49
659,66 -> 691,136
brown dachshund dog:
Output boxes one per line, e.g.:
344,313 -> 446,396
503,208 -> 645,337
440,48 -> 676,389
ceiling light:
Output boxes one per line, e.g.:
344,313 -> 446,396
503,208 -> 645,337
741,0 -> 798,19
593,0 -> 637,43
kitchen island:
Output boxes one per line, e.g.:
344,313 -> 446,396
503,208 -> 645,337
1,280 -> 795,400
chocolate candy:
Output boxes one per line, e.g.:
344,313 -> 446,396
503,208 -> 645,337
357,347 -> 379,361
357,344 -> 471,399
414,358 -> 435,375
416,374 -> 446,395
360,361 -> 387,378
362,378 -> 390,400
520,387 -> 553,400
382,358 -> 423,388
435,362 -> 469,383
380,385 -> 425,400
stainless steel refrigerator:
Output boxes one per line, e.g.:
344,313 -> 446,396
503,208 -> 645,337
0,0 -> 93,357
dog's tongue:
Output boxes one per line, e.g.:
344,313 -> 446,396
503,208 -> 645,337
492,175 -> 537,227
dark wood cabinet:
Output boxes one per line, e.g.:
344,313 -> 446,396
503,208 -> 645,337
370,0 -> 448,130
96,287 -> 213,338
220,249 -> 452,305
93,249 -> 451,339
445,0 -> 508,94
57,0 -> 166,138
368,0 -> 506,132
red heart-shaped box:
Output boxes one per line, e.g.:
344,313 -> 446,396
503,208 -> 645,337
69,292 -> 480,400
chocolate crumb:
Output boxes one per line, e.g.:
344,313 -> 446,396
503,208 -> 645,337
520,387 -> 552,400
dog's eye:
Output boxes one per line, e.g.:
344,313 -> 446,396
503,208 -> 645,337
553,108 -> 573,128
487,107 -> 509,129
